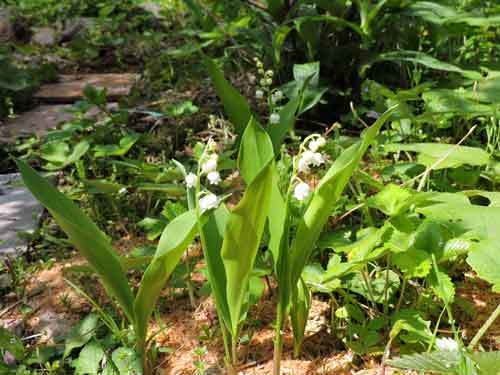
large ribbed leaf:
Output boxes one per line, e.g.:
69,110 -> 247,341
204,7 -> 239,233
200,204 -> 232,330
17,160 -> 135,322
221,120 -> 274,336
384,143 -> 490,170
133,210 -> 198,346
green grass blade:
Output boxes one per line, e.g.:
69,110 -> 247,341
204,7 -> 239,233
16,160 -> 135,322
133,210 -> 198,346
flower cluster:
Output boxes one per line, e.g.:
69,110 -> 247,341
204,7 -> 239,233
293,135 -> 328,202
297,136 -> 326,174
253,57 -> 281,125
184,140 -> 222,213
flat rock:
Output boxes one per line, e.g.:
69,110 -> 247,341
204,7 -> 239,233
0,105 -> 73,142
0,103 -> 118,143
31,27 -> 57,46
0,174 -> 43,259
34,73 -> 138,104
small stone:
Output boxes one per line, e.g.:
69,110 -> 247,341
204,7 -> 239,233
35,311 -> 71,344
32,27 -> 57,46
0,8 -> 14,42
0,318 -> 24,337
140,2 -> 164,19
0,273 -> 12,289
60,17 -> 95,43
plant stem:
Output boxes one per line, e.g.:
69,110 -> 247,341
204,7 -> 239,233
383,255 -> 391,315
231,336 -> 238,371
395,277 -> 406,312
362,267 -> 378,311
273,303 -> 286,375
469,303 -> 500,349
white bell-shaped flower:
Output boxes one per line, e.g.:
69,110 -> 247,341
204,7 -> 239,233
293,182 -> 311,201
185,173 -> 197,188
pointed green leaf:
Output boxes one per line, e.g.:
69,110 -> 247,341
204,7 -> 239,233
205,58 -> 253,136
17,161 -> 135,323
134,210 -> 198,346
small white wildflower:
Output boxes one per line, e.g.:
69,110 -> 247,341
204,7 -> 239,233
266,78 -> 273,86
311,152 -> 325,167
185,173 -> 197,188
294,182 -> 311,201
201,154 -> 218,174
266,69 -> 274,77
255,90 -> 264,99
270,113 -> 280,124
207,171 -> 221,185
308,136 -> 326,152
260,78 -> 267,86
199,193 -> 219,213
271,90 -> 283,104
366,110 -> 380,119
297,157 -> 310,174
298,150 -> 325,172
436,337 -> 459,352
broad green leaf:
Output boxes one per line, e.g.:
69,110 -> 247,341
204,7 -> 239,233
202,205 -> 231,321
365,51 -> 481,80
467,240 -> 500,292
367,184 -> 414,216
289,106 -> 396,285
41,140 -> 90,170
64,313 -> 100,358
302,263 -> 341,293
418,203 -> 500,241
388,350 -> 460,373
266,0 -> 286,18
408,1 -> 500,27
134,210 -> 198,347
392,248 -> 432,278
293,15 -> 363,38
135,183 -> 185,196
222,163 -> 274,335
473,351 -> 500,375
205,58 -> 253,136
267,95 -> 301,154
111,347 -> 142,375
422,89 -> 495,115
290,277 -> 311,356
94,134 -> 140,158
17,161 -> 135,323
272,25 -> 292,64
221,119 -> 275,334
428,267 -> 455,305
384,143 -> 490,170
238,118 -> 274,184
83,179 -> 125,194
73,340 -> 104,375
390,309 -> 432,344
165,100 -> 199,117
345,270 -> 400,304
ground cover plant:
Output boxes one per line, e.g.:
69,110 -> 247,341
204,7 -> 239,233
1,0 -> 500,374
